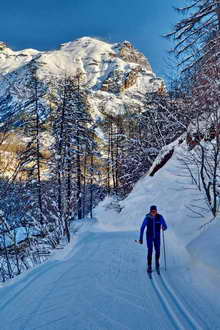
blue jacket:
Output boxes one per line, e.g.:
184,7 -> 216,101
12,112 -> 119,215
139,213 -> 167,242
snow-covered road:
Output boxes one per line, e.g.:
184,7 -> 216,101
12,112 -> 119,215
1,146 -> 220,329
1,229 -> 220,330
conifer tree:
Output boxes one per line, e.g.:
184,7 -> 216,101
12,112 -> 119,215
18,63 -> 48,237
50,72 -> 98,234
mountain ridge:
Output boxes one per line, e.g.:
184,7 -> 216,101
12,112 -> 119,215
0,36 -> 164,120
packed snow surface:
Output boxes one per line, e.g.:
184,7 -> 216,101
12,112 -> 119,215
0,144 -> 220,329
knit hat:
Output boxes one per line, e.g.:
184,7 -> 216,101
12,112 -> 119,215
150,205 -> 157,211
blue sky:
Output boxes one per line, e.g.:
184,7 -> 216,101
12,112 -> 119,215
1,0 -> 179,78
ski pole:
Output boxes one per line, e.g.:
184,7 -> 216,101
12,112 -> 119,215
162,230 -> 167,271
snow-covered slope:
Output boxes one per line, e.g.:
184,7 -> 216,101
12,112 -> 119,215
187,218 -> 220,272
0,141 -> 220,329
0,43 -> 39,74
0,37 -> 164,120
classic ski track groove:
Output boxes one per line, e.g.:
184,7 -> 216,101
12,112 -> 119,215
160,274 -> 203,329
152,272 -> 202,329
150,275 -> 184,330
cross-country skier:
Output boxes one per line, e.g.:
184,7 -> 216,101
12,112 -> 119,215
139,205 -> 167,273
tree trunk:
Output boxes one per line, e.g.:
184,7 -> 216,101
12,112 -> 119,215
107,123 -> 111,194
57,82 -> 67,234
216,0 -> 220,30
82,151 -> 87,218
90,152 -> 94,218
110,123 -> 116,190
34,77 -> 44,229
76,136 -> 82,219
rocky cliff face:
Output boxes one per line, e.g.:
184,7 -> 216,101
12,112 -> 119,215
0,42 -> 7,51
116,40 -> 152,71
100,66 -> 146,93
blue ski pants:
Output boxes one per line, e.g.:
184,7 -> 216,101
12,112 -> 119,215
147,237 -> 160,266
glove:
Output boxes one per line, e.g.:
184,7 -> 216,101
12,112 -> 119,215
162,226 -> 167,231
139,240 -> 143,244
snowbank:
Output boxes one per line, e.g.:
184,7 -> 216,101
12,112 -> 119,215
187,218 -> 220,272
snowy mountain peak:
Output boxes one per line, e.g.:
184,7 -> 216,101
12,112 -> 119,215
60,37 -> 153,72
0,42 -> 40,75
0,36 -> 164,120
0,42 -> 15,56
60,36 -> 110,51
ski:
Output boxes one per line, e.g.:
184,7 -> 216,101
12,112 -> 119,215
147,268 -> 152,279
147,271 -> 152,279
156,268 -> 160,275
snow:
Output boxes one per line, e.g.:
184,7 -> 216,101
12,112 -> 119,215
187,218 -> 220,272
0,143 -> 220,329
0,47 -> 40,74
38,37 -> 135,87
0,37 -> 163,124
94,142 -> 208,245
0,36 -> 166,168
0,226 -> 40,248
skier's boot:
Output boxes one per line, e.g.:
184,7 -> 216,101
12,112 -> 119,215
147,255 -> 152,273
156,255 -> 160,274
156,265 -> 160,274
147,265 -> 152,273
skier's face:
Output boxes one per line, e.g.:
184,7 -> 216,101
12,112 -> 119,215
151,210 -> 157,216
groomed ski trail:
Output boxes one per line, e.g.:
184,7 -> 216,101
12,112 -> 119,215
151,273 -> 202,329
0,230 -> 219,330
